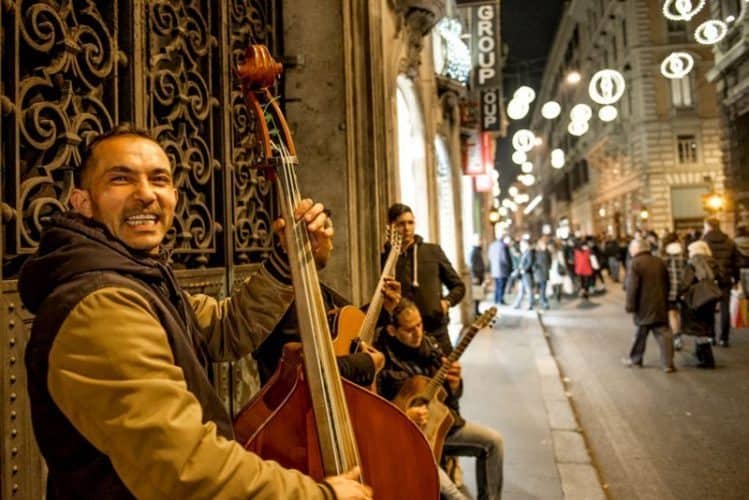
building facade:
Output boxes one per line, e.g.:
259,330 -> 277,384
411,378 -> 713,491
706,0 -> 749,228
525,0 -> 724,238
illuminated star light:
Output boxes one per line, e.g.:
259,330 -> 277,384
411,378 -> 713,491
551,149 -> 565,169
507,98 -> 530,120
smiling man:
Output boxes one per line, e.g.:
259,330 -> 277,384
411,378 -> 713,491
19,126 -> 370,500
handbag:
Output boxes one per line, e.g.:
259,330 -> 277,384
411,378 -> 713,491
685,278 -> 723,310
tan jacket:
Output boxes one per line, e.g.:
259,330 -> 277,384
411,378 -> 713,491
47,264 -> 332,499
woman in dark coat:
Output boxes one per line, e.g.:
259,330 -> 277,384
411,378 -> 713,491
533,240 -> 552,309
678,241 -> 727,368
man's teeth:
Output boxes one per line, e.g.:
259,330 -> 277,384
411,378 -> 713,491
126,215 -> 158,226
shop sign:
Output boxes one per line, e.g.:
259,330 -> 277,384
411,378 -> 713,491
480,88 -> 501,132
470,1 -> 501,89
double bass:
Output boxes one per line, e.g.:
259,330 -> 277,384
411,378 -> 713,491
232,45 -> 439,498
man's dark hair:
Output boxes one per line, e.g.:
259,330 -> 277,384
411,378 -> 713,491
704,217 -> 721,231
662,232 -> 680,247
737,225 -> 749,238
75,124 -> 159,188
387,203 -> 413,223
390,298 -> 418,327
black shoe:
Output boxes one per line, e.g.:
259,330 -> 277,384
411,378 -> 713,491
621,357 -> 643,368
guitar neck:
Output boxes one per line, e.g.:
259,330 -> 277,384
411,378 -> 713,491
358,246 -> 399,345
424,326 -> 480,399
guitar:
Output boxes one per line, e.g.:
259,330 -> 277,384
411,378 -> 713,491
392,307 -> 498,459
333,225 -> 402,357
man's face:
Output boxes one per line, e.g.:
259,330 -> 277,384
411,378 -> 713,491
71,135 -> 178,254
388,307 -> 424,348
394,211 -> 416,247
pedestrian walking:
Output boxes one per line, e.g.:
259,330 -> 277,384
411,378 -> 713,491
512,239 -> 535,310
548,241 -> 567,302
488,235 -> 514,305
735,225 -> 749,298
470,236 -> 486,316
604,235 -> 621,282
623,239 -> 676,373
661,232 -> 685,350
702,217 -> 738,347
574,242 -> 594,299
678,241 -> 727,369
533,239 -> 551,309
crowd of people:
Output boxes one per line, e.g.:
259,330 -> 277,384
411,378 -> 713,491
472,217 -> 749,372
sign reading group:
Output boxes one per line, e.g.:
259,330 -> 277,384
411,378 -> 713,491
464,0 -> 501,132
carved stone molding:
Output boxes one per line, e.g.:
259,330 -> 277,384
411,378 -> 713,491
393,0 -> 446,77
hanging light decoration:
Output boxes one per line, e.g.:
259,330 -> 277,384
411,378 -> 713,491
512,129 -> 536,152
694,20 -> 728,45
521,161 -> 534,173
588,69 -> 626,105
513,86 -> 536,103
512,150 -> 527,165
507,98 -> 530,120
508,185 -> 519,197
661,52 -> 694,79
662,0 -> 706,21
520,174 -> 536,186
551,148 -> 565,169
570,104 -> 593,122
598,105 -> 618,122
541,101 -> 562,119
568,120 -> 590,136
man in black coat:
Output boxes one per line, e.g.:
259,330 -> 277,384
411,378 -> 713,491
488,235 -> 514,305
624,239 -> 676,372
702,217 -> 738,346
385,203 -> 466,355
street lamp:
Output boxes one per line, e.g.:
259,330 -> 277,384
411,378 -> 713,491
703,192 -> 725,213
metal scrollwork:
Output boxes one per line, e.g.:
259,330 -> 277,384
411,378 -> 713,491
230,0 -> 277,264
11,0 -> 117,253
147,0 -> 218,266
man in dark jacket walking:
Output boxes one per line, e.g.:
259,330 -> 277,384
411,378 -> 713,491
386,203 -> 466,355
623,239 -> 676,372
703,217 -> 738,346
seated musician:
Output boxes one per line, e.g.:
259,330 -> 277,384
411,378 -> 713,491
253,212 -> 400,387
19,127 -> 371,500
376,299 -> 504,500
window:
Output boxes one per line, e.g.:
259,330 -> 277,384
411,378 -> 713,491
666,20 -> 688,43
671,76 -> 693,108
677,135 -> 698,164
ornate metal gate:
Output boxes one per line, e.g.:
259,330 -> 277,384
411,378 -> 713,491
0,1 -> 282,496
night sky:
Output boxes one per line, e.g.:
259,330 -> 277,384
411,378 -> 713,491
499,0 -> 566,195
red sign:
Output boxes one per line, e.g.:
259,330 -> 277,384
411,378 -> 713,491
462,133 -> 484,175
480,132 -> 495,171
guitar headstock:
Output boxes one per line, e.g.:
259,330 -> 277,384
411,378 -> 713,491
386,224 -> 403,254
471,306 -> 498,331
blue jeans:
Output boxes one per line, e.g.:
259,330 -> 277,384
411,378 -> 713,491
512,274 -> 534,308
444,420 -> 504,500
494,277 -> 508,304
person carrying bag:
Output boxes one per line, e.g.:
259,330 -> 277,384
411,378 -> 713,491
678,241 -> 727,368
